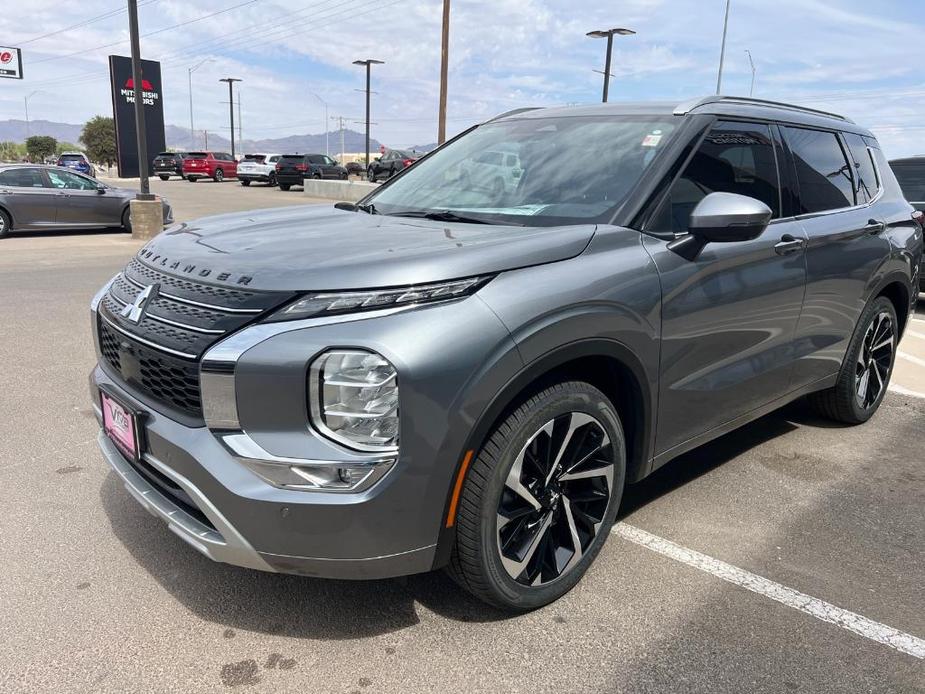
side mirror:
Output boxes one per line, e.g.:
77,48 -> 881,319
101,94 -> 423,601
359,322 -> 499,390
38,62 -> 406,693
96,185 -> 106,194
668,192 -> 772,260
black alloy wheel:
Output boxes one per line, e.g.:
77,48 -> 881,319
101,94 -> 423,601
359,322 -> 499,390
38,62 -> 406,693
854,309 -> 895,410
0,208 -> 11,238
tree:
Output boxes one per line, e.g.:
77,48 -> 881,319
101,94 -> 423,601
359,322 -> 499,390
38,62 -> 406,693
25,135 -> 57,162
55,141 -> 82,156
0,141 -> 25,162
80,116 -> 117,166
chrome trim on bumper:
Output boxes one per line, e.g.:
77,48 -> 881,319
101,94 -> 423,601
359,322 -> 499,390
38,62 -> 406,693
98,431 -> 275,572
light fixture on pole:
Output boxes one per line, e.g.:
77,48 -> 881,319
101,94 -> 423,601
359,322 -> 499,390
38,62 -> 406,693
24,90 -> 42,140
188,58 -> 213,150
716,0 -> 731,95
310,92 -> 330,155
586,27 -> 635,103
745,48 -> 756,97
353,59 -> 384,167
219,77 -> 242,158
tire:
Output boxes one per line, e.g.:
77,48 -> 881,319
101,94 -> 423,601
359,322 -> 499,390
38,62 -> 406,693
448,381 -> 626,611
367,168 -> 376,182
240,179 -> 251,187
0,208 -> 11,238
159,175 -> 170,181
808,295 -> 898,424
214,169 -> 224,183
312,173 -> 322,180
268,173 -> 277,187
279,183 -> 291,191
340,171 -> 348,180
121,208 -> 132,233
187,176 -> 196,183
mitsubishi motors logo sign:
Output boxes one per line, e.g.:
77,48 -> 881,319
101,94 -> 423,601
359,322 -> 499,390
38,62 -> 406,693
120,76 -> 160,106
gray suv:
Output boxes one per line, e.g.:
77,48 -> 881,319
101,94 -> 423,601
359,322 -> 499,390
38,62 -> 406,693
89,96 -> 923,610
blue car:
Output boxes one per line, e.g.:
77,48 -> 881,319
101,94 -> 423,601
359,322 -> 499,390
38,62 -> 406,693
57,152 -> 95,177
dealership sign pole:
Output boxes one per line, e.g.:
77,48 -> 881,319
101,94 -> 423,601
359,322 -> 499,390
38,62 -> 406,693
126,0 -> 152,198
0,46 -> 23,80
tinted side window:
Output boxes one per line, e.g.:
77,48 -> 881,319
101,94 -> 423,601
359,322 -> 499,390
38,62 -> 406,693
842,133 -> 879,204
783,127 -> 854,213
655,121 -> 781,233
0,168 -> 46,188
891,162 -> 925,202
308,155 -> 325,164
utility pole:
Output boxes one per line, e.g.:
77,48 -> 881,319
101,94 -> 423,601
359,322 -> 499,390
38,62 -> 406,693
188,58 -> 212,150
716,0 -> 731,95
745,48 -> 756,97
127,0 -> 152,198
352,59 -> 384,166
331,115 -> 346,163
586,27 -> 636,103
309,93 -> 329,156
219,77 -> 242,158
24,91 -> 41,140
437,0 -> 450,144
237,90 -> 242,144
204,129 -> 208,149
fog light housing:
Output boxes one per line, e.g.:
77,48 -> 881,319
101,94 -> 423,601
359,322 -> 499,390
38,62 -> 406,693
309,350 -> 399,452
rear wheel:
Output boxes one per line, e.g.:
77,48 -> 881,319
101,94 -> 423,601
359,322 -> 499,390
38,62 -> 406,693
158,175 -> 170,181
279,183 -> 291,191
0,208 -> 11,238
809,296 -> 898,424
268,173 -> 277,187
340,171 -> 348,180
214,169 -> 224,183
187,176 -> 196,182
240,179 -> 251,187
448,381 -> 625,610
312,173 -> 322,180
367,168 -> 376,182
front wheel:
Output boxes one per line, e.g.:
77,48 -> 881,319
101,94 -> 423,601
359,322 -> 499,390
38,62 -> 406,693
187,176 -> 196,183
240,179 -> 250,187
268,173 -> 277,187
448,381 -> 625,611
808,296 -> 898,424
121,208 -> 132,233
158,175 -> 170,181
0,208 -> 11,238
279,183 -> 291,191
214,169 -> 224,182
367,169 -> 376,182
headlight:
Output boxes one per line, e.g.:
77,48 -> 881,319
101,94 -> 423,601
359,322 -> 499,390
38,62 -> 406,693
309,350 -> 399,451
267,276 -> 491,322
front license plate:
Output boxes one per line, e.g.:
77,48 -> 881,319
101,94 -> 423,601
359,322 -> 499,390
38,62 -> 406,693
100,389 -> 144,462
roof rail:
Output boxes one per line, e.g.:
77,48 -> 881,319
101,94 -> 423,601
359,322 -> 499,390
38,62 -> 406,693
487,107 -> 542,122
674,96 -> 854,123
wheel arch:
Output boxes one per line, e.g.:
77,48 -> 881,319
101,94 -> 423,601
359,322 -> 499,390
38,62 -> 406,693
871,273 -> 913,338
431,338 -> 655,569
0,203 -> 14,229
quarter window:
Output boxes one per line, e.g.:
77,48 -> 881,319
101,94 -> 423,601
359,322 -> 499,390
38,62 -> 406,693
655,121 -> 781,234
842,132 -> 879,204
783,127 -> 854,213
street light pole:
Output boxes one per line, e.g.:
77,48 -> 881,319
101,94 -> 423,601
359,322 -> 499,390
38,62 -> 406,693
353,59 -> 384,167
188,58 -> 213,150
716,0 -> 731,95
586,27 -> 636,103
745,48 -> 756,97
127,0 -> 153,199
219,77 -> 242,158
437,0 -> 451,144
24,90 -> 40,140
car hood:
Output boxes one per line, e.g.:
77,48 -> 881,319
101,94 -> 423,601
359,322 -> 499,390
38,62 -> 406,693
136,204 -> 596,291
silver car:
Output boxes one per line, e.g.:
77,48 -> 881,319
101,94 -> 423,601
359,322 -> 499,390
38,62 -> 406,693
0,164 -> 172,238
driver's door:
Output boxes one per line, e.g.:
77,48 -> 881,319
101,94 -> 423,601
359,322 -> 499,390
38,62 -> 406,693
46,169 -> 122,226
642,120 -> 808,457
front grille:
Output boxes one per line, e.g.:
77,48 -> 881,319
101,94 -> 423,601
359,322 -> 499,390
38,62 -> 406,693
97,257 -> 292,419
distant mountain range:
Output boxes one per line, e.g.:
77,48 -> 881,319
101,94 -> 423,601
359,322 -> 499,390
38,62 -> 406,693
0,119 -> 384,155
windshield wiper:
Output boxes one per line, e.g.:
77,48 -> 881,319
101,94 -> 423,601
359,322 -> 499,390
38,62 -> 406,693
387,209 -> 519,225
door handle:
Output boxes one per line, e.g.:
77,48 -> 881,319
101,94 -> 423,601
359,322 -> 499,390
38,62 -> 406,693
774,234 -> 806,256
863,219 -> 885,235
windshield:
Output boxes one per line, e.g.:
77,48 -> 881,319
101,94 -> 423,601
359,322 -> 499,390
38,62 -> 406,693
367,115 -> 678,226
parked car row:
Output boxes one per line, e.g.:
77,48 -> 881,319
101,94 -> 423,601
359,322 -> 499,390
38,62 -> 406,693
149,149 -> 422,188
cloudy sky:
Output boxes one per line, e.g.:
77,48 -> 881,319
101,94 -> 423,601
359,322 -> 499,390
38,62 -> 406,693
2,0 -> 924,155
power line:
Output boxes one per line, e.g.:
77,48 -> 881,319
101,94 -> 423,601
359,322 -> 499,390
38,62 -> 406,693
30,0 -> 260,66
17,0 -> 161,46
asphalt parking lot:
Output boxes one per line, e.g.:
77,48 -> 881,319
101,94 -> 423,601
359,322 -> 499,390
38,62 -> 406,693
0,186 -> 923,693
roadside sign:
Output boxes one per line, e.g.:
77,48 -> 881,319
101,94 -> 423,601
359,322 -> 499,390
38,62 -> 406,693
0,46 -> 23,79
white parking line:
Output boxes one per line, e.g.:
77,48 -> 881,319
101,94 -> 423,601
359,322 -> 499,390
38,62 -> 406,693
613,523 -> 925,660
898,351 -> 925,368
889,383 -> 925,399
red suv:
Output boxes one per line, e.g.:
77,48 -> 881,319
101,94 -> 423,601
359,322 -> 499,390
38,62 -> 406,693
182,151 -> 237,182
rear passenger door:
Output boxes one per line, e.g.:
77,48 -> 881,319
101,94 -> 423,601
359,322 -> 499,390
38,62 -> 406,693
643,120 -> 808,456
782,126 -> 891,389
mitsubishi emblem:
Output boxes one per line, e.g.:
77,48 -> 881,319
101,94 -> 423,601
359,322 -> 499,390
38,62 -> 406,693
120,284 -> 159,324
